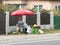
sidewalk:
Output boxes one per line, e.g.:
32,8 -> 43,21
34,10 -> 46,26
0,33 -> 60,43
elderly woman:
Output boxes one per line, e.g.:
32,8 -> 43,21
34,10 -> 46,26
17,18 -> 24,34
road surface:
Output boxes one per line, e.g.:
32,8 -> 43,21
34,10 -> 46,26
0,40 -> 60,45
0,33 -> 60,45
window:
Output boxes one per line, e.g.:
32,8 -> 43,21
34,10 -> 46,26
39,5 -> 42,10
34,5 -> 38,12
19,4 -> 26,9
34,5 -> 43,12
8,4 -> 26,11
8,4 -> 19,11
55,6 -> 60,10
55,6 -> 60,15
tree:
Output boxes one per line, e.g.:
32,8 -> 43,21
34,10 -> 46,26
0,3 -> 5,15
0,0 -> 2,3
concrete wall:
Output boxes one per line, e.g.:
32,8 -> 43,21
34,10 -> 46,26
40,11 -> 54,29
5,11 -> 54,34
5,11 -> 18,34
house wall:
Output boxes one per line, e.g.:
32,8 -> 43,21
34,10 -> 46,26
26,1 -> 60,10
26,1 -> 51,10
2,0 -> 26,5
2,1 -> 51,10
50,1 -> 60,9
2,1 -> 60,10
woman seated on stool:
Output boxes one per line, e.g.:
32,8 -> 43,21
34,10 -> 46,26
17,18 -> 24,34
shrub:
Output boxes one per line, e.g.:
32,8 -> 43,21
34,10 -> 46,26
0,4 -> 5,15
52,9 -> 60,16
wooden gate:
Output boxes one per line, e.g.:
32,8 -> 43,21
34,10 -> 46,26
0,14 -> 5,34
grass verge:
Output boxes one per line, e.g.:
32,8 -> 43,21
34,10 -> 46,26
42,29 -> 60,34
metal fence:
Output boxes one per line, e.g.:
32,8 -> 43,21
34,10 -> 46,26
54,16 -> 60,29
9,14 -> 22,26
0,14 -> 5,34
40,12 -> 50,25
26,14 -> 37,25
9,14 -> 37,26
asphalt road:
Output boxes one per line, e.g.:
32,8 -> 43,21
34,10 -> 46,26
13,40 -> 60,45
1,40 -> 60,45
0,33 -> 60,45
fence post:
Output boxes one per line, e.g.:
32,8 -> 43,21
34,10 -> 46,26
50,11 -> 54,29
5,11 -> 9,35
37,12 -> 40,25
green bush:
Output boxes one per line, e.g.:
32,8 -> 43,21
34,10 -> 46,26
0,4 -> 5,15
52,9 -> 60,16
40,9 -> 50,13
